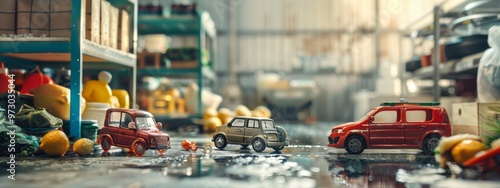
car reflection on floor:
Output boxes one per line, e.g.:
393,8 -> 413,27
326,153 -> 439,188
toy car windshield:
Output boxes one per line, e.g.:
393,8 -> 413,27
136,117 -> 158,130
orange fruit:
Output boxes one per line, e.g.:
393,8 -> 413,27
451,139 -> 486,164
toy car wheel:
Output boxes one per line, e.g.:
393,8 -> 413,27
252,138 -> 266,152
422,135 -> 441,155
272,146 -> 285,151
214,135 -> 227,149
345,135 -> 365,154
132,141 -> 147,157
100,137 -> 112,151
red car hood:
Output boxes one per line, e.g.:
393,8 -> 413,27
142,129 -> 170,137
333,122 -> 357,129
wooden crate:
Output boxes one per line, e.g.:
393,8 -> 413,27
100,0 -> 110,46
137,52 -> 162,68
117,9 -> 130,52
170,61 -> 198,69
0,0 -> 16,35
109,6 -> 119,49
452,102 -> 500,141
85,0 -> 100,43
17,0 -> 72,37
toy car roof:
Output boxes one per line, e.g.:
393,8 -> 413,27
233,116 -> 273,120
107,108 -> 154,117
380,101 -> 441,106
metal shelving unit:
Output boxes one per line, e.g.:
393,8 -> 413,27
400,0 -> 489,101
136,10 -> 216,124
0,0 -> 138,139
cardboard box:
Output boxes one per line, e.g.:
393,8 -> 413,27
85,0 -> 100,43
109,6 -> 119,49
170,61 -> 198,69
118,9 -> 130,52
0,0 -> 16,35
452,102 -> 500,143
17,0 -> 72,37
100,0 -> 110,46
137,52 -> 162,68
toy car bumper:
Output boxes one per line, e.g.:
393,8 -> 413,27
327,133 -> 346,148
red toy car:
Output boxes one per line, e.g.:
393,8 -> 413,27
328,99 -> 452,154
97,108 -> 171,156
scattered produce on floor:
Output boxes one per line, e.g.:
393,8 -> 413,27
73,138 -> 95,156
39,130 -> 70,157
181,140 -> 198,151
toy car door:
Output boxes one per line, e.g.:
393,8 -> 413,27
243,119 -> 261,143
368,109 -> 404,145
404,108 -> 434,145
115,112 -> 136,146
227,118 -> 246,142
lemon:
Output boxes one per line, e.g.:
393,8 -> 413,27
251,110 -> 265,117
451,139 -> 486,164
203,108 -> 218,119
217,108 -> 233,121
235,105 -> 251,117
221,117 -> 233,125
205,116 -> 222,133
40,130 -> 70,157
73,138 -> 95,156
254,106 -> 271,118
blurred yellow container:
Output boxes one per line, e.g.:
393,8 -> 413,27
112,89 -> 130,108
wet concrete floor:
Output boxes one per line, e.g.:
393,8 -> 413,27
0,122 -> 499,188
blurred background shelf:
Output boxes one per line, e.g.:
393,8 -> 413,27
135,9 -> 216,129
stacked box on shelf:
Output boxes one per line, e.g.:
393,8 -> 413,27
452,102 -> 500,143
165,48 -> 198,69
117,9 -> 130,52
0,0 -> 16,35
85,0 -> 100,43
109,5 -> 119,49
118,10 -> 130,52
137,52 -> 162,68
100,0 -> 110,46
17,0 -> 72,37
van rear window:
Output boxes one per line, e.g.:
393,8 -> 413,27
406,109 -> 432,122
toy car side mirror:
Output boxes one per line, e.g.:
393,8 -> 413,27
156,122 -> 162,130
369,116 -> 374,122
128,122 -> 136,129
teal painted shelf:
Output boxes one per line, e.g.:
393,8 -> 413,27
0,0 -> 138,139
136,66 -> 214,80
138,12 -> 215,37
0,39 -> 136,69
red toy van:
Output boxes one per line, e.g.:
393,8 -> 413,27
328,99 -> 452,154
